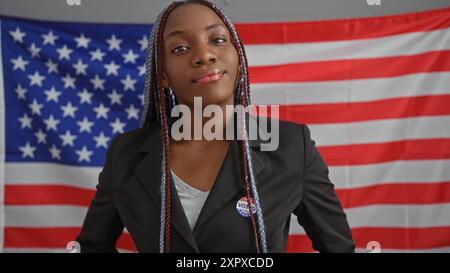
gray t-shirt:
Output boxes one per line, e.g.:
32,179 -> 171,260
171,169 -> 210,231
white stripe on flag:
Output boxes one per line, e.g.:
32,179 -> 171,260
4,205 -> 88,227
289,203 -> 450,234
5,159 -> 450,190
309,116 -> 450,146
251,72 -> 450,105
330,159 -> 450,189
5,163 -> 101,189
246,27 -> 450,66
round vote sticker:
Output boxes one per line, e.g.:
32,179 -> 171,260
236,196 -> 257,217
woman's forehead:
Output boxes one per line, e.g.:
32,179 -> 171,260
163,4 -> 227,38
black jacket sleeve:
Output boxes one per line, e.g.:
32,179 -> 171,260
293,124 -> 355,253
76,135 -> 124,253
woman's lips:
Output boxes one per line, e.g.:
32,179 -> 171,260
194,71 -> 225,84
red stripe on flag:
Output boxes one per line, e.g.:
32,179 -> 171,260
236,8 -> 450,44
287,226 -> 450,252
5,180 -> 450,208
5,226 -> 450,251
257,95 -> 450,124
249,51 -> 450,83
319,139 -> 450,166
6,179 -> 450,207
4,227 -> 135,251
336,182 -> 450,209
5,185 -> 95,206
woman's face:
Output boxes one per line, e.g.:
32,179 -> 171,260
162,3 -> 240,108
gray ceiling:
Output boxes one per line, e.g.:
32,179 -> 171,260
0,0 -> 449,23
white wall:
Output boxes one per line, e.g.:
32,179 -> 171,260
0,0 -> 449,23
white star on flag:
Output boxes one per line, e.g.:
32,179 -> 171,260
15,84 -> 27,100
93,103 -> 110,119
108,89 -> 123,105
89,48 -> 106,61
125,104 -> 140,120
76,146 -> 93,162
18,113 -> 33,129
75,33 -> 91,48
137,35 -> 148,51
14,84 -> 27,100
28,71 -> 45,87
77,117 -> 94,133
35,129 -> 47,144
104,61 -> 121,76
61,102 -> 78,118
61,73 -> 76,89
59,130 -> 77,147
19,142 -> 36,158
90,74 -> 105,90
106,34 -> 122,51
110,118 -> 126,133
44,59 -> 59,74
43,115 -> 60,131
27,43 -> 41,58
77,88 -> 93,104
11,55 -> 29,71
73,59 -> 88,75
56,44 -> 73,60
49,145 -> 62,160
94,132 -> 110,148
42,30 -> 58,45
44,87 -> 62,102
9,27 -> 26,43
138,64 -> 146,76
29,99 -> 44,115
121,74 -> 137,91
122,49 -> 139,64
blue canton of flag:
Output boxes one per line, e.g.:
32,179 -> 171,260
2,17 -> 152,166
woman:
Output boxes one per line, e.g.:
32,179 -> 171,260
76,0 -> 355,253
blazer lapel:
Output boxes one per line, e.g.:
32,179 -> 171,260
134,124 -> 199,252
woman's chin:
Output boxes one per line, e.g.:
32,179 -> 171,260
201,94 -> 234,107
189,89 -> 233,106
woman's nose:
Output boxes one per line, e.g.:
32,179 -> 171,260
192,43 -> 217,66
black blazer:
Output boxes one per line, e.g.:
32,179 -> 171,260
76,119 -> 355,253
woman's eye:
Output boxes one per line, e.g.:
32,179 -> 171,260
171,45 -> 188,54
213,37 -> 227,45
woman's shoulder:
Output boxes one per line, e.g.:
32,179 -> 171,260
253,115 -> 305,135
107,122 -> 161,155
252,116 -> 309,152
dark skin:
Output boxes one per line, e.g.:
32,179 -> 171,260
161,3 -> 240,192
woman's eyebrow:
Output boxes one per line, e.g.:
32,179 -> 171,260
165,23 -> 226,39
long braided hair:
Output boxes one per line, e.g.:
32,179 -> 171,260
140,0 -> 268,253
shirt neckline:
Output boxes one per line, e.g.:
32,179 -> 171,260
171,169 -> 210,194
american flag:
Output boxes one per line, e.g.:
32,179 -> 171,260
0,7 -> 449,252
